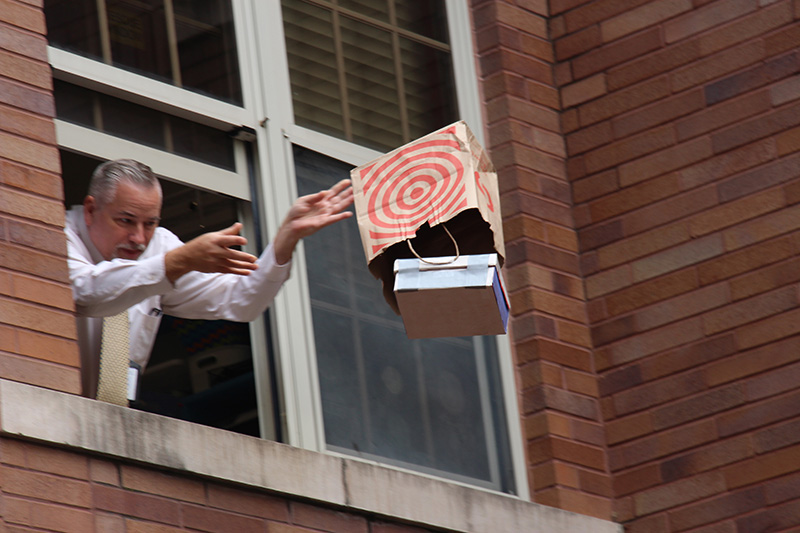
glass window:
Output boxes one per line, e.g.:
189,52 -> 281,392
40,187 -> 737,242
53,80 -> 236,170
282,0 -> 457,152
294,147 -> 515,491
59,150 -> 264,437
46,0 -> 522,495
47,0 -> 277,441
44,0 -> 243,105
142,177 -> 263,436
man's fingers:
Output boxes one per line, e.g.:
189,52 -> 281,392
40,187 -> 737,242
220,267 -> 255,276
333,190 -> 354,210
224,248 -> 258,264
296,210 -> 353,234
216,234 -> 249,249
220,222 -> 243,235
301,189 -> 328,207
321,211 -> 353,227
330,179 -> 351,195
224,260 -> 259,275
211,254 -> 258,276
328,180 -> 353,205
301,180 -> 352,208
211,243 -> 257,264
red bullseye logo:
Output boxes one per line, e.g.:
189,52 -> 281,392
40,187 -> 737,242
359,129 -> 468,255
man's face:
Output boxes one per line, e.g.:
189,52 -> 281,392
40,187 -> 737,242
84,181 -> 162,261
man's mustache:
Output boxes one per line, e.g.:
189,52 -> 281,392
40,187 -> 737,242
113,242 -> 146,258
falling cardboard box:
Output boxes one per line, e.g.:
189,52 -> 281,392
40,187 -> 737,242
393,254 -> 509,338
350,121 -> 509,338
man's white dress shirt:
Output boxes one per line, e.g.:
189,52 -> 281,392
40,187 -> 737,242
65,206 -> 292,398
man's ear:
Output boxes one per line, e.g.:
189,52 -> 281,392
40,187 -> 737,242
83,196 -> 96,227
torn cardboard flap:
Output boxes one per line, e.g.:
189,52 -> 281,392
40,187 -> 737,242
351,120 -> 505,314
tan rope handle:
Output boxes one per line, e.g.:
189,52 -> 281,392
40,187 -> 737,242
407,224 -> 460,265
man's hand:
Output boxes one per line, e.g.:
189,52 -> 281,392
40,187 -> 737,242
273,179 -> 354,265
165,223 -> 258,283
163,179 -> 353,281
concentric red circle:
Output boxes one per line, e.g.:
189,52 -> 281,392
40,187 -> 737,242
359,137 -> 468,255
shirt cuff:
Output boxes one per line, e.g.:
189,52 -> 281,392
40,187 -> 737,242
263,243 -> 292,272
146,254 -> 173,292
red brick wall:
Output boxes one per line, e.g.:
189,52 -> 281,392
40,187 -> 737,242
0,436 -> 436,533
5,0 -> 800,530
0,0 -> 81,393
559,0 -> 800,529
473,0 -> 613,520
476,0 -> 800,529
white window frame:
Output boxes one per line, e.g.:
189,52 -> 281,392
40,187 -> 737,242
251,0 -> 529,498
46,0 -> 280,439
48,0 -> 528,499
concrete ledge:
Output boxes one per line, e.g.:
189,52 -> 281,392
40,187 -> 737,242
0,379 -> 622,533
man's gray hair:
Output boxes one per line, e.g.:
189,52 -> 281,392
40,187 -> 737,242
88,159 -> 162,208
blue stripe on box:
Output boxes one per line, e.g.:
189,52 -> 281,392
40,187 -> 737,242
492,269 -> 509,333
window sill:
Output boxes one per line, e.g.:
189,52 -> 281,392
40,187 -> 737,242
0,379 -> 620,533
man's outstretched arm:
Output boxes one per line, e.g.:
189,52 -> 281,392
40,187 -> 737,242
164,178 -> 354,283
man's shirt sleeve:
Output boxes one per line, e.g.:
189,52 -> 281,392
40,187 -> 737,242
159,243 -> 292,322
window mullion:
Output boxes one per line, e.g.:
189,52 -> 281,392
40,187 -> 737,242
163,0 -> 183,87
250,0 -> 328,452
445,0 -> 484,143
96,0 -> 112,63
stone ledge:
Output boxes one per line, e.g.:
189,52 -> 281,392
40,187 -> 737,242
0,379 -> 622,533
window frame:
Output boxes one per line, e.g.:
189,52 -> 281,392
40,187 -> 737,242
252,0 -> 529,497
47,0 -> 529,498
46,0 -> 280,439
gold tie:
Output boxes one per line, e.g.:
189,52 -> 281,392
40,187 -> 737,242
97,311 -> 130,406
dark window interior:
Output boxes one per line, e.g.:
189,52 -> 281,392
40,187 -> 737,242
61,150 -> 264,437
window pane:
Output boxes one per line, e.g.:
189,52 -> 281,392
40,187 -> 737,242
141,178 -> 260,437
101,92 -> 167,148
44,0 -> 243,105
282,0 -> 458,152
173,0 -> 242,103
43,0 -> 102,58
106,0 -> 172,81
51,79 -> 95,125
282,1 -> 344,138
393,0 -> 449,42
400,36 -> 457,140
340,15 -> 402,150
337,0 -> 389,23
295,147 -> 514,491
53,80 -> 236,170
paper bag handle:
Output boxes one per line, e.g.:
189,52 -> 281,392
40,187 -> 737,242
407,224 -> 460,265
